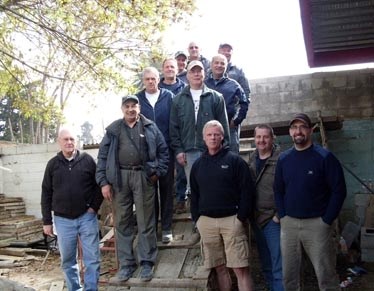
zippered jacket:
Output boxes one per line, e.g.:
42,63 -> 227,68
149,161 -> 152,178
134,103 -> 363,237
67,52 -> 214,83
169,84 -> 230,155
41,150 -> 103,225
96,114 -> 169,190
248,145 -> 281,227
136,88 -> 174,145
205,73 -> 248,126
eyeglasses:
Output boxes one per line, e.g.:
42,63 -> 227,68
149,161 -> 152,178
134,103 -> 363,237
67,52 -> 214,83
290,125 -> 309,131
189,46 -> 198,49
63,137 -> 75,142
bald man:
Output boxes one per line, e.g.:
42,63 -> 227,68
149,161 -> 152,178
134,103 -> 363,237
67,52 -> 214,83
41,129 -> 103,291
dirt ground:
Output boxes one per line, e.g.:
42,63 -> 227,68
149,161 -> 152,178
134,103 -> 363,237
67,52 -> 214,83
2,245 -> 374,291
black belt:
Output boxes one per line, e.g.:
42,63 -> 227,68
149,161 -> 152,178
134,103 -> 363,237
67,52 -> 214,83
120,165 -> 143,171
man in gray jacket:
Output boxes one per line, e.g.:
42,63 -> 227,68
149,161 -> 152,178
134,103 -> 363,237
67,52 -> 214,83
96,95 -> 169,283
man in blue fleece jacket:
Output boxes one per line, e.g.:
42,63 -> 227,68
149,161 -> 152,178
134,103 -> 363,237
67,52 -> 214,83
274,113 -> 347,291
190,120 -> 255,291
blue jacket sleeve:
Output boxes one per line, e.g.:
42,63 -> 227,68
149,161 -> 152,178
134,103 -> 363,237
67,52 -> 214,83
321,153 -> 347,225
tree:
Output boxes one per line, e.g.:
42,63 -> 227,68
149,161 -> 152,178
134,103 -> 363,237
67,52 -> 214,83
0,0 -> 197,143
80,121 -> 94,145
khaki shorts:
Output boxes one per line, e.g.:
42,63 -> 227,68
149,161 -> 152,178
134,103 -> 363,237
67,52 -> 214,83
196,215 -> 250,269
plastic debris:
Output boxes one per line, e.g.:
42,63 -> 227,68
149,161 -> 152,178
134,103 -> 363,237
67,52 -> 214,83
340,277 -> 353,288
347,266 -> 368,276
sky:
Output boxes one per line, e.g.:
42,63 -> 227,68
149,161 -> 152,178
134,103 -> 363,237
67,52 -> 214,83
65,0 -> 374,141
164,0 -> 374,79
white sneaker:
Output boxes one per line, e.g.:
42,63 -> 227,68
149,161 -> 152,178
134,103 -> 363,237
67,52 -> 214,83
162,230 -> 173,244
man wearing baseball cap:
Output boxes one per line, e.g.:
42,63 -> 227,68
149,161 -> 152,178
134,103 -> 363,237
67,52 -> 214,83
170,60 -> 230,245
96,95 -> 169,283
174,51 -> 188,83
274,113 -> 347,290
218,43 -> 251,101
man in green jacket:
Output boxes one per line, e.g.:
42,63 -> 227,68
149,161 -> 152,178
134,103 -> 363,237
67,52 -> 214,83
169,60 -> 230,197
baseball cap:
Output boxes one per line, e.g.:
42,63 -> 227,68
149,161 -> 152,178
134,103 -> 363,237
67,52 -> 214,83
289,113 -> 312,128
175,51 -> 187,58
121,95 -> 139,105
219,43 -> 233,50
187,60 -> 204,71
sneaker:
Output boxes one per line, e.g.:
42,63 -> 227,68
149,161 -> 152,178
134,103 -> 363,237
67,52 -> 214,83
109,264 -> 137,283
162,230 -> 173,244
140,262 -> 154,282
175,201 -> 186,214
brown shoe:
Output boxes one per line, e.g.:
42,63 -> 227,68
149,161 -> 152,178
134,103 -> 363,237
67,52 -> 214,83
175,201 -> 186,214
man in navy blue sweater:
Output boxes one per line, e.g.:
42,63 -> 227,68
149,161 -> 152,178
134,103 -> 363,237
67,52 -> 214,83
274,113 -> 347,291
190,120 -> 255,291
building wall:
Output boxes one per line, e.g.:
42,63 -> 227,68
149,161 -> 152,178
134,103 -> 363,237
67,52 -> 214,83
0,143 -> 98,218
245,68 -> 373,126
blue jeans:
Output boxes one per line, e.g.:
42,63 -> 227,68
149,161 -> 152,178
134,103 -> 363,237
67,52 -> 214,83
175,162 -> 187,203
54,212 -> 101,291
253,220 -> 284,291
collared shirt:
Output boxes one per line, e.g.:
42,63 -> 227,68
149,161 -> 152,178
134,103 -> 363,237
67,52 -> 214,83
118,120 -> 143,166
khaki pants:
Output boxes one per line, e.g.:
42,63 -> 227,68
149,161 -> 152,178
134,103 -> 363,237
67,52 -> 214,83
280,216 -> 340,291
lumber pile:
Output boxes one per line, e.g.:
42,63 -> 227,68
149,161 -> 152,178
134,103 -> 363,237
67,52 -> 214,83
0,195 -> 26,219
0,194 -> 44,245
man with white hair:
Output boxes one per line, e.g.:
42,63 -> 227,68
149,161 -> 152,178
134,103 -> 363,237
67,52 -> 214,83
41,128 -> 103,291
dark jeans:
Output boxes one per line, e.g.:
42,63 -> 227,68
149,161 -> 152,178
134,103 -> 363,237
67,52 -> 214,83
155,152 -> 175,231
175,162 -> 187,203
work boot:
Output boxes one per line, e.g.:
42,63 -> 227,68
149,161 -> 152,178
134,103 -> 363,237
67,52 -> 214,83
140,262 -> 154,282
109,264 -> 137,283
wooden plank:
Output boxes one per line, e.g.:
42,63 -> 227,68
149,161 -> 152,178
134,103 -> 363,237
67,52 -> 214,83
154,248 -> 188,278
180,248 -> 204,279
100,228 -> 114,243
49,280 -> 65,291
0,247 -> 26,257
110,278 -> 208,288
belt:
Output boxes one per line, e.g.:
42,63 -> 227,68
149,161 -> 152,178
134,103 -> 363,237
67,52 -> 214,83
120,165 -> 143,171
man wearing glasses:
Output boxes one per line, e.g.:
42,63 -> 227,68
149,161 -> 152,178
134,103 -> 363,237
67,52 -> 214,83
41,129 -> 103,291
274,113 -> 347,291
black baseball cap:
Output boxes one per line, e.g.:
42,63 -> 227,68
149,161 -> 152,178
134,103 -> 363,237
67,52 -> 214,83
121,95 -> 139,105
289,113 -> 312,128
219,43 -> 233,50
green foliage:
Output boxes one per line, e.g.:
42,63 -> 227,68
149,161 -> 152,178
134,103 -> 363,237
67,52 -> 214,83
0,0 -> 196,143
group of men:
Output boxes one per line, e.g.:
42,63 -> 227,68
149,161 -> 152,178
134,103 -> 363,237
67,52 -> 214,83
41,40 -> 347,291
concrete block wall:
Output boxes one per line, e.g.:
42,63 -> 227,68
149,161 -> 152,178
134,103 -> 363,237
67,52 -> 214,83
0,143 -> 98,218
244,68 -> 374,126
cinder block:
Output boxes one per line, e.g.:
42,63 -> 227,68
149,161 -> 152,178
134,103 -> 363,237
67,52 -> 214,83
360,227 -> 374,249
361,248 -> 374,262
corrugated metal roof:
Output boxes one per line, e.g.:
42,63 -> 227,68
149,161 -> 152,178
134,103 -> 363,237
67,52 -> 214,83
300,0 -> 374,67
311,0 -> 374,52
